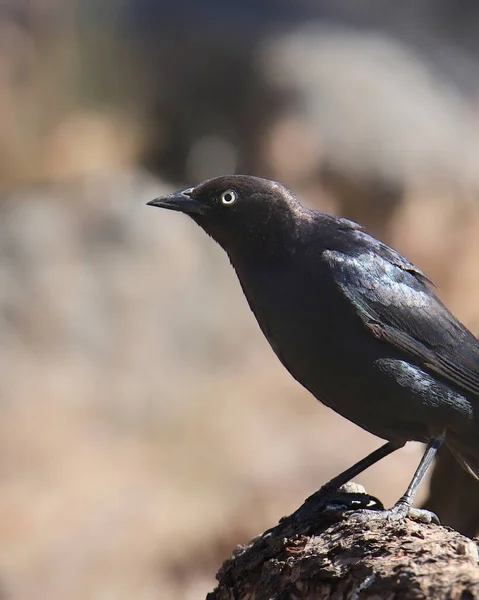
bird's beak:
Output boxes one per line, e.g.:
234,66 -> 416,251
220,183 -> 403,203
147,188 -> 207,215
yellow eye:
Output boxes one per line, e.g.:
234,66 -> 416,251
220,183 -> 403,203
220,189 -> 237,206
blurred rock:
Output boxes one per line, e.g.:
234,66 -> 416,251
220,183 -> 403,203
260,26 -> 479,236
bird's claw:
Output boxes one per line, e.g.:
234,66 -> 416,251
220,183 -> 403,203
406,507 -> 440,524
322,491 -> 384,515
347,502 -> 440,525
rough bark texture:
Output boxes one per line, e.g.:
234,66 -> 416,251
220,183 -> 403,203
207,488 -> 479,599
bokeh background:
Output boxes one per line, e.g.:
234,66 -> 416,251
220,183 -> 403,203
1,1 -> 479,598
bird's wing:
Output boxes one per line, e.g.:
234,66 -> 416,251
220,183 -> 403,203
323,243 -> 479,399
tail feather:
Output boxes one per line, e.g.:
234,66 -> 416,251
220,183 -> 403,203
446,441 -> 479,481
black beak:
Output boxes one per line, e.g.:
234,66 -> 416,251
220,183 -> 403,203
147,189 -> 207,215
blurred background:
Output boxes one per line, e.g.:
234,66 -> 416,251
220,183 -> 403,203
1,1 -> 479,598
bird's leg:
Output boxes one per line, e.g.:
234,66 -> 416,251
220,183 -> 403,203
349,435 -> 445,524
303,440 -> 405,509
269,441 -> 403,533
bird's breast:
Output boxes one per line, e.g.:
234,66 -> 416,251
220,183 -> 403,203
234,258 -> 362,400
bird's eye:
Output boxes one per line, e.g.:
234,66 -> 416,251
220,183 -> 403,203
220,189 -> 237,206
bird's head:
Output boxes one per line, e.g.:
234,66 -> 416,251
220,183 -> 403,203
147,175 -> 309,256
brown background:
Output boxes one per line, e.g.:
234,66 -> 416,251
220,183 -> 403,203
1,1 -> 479,598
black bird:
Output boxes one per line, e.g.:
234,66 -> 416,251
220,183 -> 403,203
147,175 -> 479,522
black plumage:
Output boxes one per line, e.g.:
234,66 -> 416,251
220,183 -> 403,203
148,175 -> 479,522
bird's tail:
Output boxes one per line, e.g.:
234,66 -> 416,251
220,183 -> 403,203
447,440 -> 479,481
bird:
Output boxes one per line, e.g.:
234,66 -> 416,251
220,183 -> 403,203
147,175 -> 479,523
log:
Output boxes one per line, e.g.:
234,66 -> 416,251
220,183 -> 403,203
207,485 -> 479,599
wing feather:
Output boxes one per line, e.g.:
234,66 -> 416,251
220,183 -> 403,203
324,246 -> 479,399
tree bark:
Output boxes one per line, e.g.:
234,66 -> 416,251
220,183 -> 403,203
207,486 -> 479,599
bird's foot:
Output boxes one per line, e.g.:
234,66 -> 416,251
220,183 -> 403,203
320,482 -> 384,514
302,481 -> 381,508
290,482 -> 384,522
263,482 -> 384,538
348,500 -> 440,525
